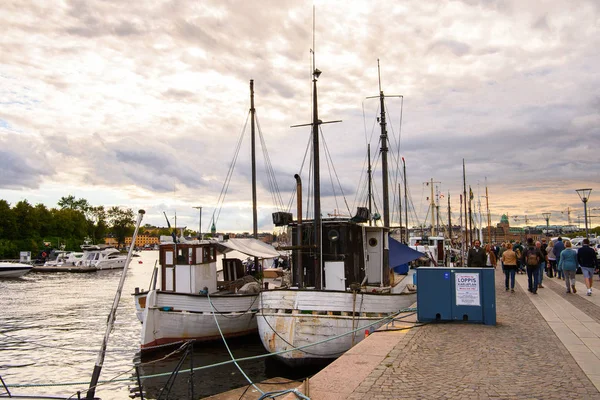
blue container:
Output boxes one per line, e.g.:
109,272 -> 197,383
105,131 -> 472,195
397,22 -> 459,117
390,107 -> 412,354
416,267 -> 496,325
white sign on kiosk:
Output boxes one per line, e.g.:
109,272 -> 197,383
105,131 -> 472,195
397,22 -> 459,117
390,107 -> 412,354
455,273 -> 480,306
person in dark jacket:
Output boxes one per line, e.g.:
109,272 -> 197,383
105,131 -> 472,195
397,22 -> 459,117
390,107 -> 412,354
467,240 -> 487,267
522,238 -> 544,294
578,238 -> 599,296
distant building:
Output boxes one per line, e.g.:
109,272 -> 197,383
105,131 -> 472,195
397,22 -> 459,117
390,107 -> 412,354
125,235 -> 160,248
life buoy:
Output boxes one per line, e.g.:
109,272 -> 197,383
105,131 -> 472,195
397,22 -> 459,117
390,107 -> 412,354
42,251 -> 47,258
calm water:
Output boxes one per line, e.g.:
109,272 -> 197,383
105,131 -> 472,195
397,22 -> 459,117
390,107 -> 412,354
0,251 -> 322,399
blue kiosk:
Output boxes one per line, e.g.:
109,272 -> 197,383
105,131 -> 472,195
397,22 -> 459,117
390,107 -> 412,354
416,267 -> 496,325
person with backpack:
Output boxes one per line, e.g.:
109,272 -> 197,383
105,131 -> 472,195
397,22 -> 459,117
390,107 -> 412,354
522,238 -> 543,294
577,238 -> 599,296
513,241 -> 524,274
559,240 -> 578,294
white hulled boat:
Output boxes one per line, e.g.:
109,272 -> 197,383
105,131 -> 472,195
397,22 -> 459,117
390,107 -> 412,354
256,58 -> 422,366
134,237 -> 280,352
0,262 -> 33,278
80,245 -> 128,270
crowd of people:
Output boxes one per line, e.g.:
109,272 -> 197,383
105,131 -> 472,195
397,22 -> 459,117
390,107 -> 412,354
467,237 -> 599,295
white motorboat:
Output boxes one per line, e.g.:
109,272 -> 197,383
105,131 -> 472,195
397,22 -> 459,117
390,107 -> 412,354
134,237 -> 280,352
80,245 -> 129,270
43,251 -> 84,267
0,262 -> 33,278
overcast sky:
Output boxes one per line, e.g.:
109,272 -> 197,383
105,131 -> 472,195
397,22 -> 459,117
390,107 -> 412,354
1,0 -> 599,234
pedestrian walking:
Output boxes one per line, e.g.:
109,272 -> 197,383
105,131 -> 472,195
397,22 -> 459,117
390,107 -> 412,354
467,240 -> 487,268
522,238 -> 543,294
559,240 -> 578,294
577,238 -> 599,296
554,237 -> 565,280
537,240 -> 547,288
501,245 -> 518,292
485,244 -> 497,268
546,241 -> 556,278
513,241 -> 524,274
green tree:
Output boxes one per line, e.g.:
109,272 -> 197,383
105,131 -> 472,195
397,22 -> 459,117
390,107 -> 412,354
13,200 -> 36,240
107,207 -> 135,247
0,200 -> 17,240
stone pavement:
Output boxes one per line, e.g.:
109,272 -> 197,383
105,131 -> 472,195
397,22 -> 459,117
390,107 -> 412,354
297,267 -> 600,399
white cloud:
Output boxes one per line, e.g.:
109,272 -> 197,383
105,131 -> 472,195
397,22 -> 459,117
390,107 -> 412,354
0,0 -> 598,232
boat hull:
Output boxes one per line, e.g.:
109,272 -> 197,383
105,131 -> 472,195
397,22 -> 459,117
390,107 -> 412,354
257,289 -> 412,366
0,262 -> 33,278
138,290 -> 259,351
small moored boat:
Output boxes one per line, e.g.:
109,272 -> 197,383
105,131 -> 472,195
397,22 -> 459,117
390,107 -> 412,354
0,262 -> 32,278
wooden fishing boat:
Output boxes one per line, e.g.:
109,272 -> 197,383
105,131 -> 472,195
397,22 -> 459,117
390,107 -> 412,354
256,54 -> 422,365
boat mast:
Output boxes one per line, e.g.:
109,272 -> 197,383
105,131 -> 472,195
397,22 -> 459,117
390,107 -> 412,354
250,80 -> 258,240
250,80 -> 260,273
398,182 -> 402,237
403,157 -> 408,244
368,143 -> 373,226
486,178 -> 491,244
462,159 -> 468,248
86,210 -> 145,400
430,178 -> 435,236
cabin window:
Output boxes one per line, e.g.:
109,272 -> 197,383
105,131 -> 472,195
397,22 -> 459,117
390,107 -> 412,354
328,230 -> 339,242
369,238 -> 378,247
177,248 -> 187,263
165,250 -> 174,265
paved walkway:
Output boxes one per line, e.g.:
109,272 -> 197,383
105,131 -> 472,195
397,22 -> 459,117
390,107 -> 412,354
298,268 -> 600,399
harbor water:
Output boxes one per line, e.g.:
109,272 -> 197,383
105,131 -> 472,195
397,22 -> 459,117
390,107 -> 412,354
0,251 -> 323,399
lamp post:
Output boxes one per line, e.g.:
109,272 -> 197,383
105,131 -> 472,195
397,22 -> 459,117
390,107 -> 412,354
575,189 -> 592,239
193,206 -> 202,240
542,212 -> 551,238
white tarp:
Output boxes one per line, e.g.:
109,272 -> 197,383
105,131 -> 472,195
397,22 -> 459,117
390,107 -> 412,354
215,238 -> 281,259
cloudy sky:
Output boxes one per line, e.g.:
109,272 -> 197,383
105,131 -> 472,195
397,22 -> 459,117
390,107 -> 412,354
1,0 -> 599,234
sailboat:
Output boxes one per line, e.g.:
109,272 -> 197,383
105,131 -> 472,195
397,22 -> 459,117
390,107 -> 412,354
133,80 -> 282,352
256,58 -> 421,366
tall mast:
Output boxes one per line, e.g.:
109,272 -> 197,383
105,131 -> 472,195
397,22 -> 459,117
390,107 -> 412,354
468,185 -> 473,245
486,179 -> 491,244
368,144 -> 373,226
398,182 -> 402,237
403,157 -> 408,244
462,159 -> 468,247
312,61 -> 322,289
430,178 -> 435,236
250,80 -> 258,240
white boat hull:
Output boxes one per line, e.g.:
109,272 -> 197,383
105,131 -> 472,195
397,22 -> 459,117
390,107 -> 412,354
257,289 -> 411,366
138,290 -> 259,351
0,262 -> 33,278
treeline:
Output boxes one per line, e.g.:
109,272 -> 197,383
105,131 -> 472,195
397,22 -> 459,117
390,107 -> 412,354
0,195 -> 136,259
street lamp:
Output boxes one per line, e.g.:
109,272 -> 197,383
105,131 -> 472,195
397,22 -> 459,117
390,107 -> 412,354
575,189 -> 592,238
193,206 -> 202,240
542,212 -> 551,237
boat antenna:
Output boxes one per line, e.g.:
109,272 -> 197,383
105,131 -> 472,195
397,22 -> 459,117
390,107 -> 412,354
86,210 -> 145,400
